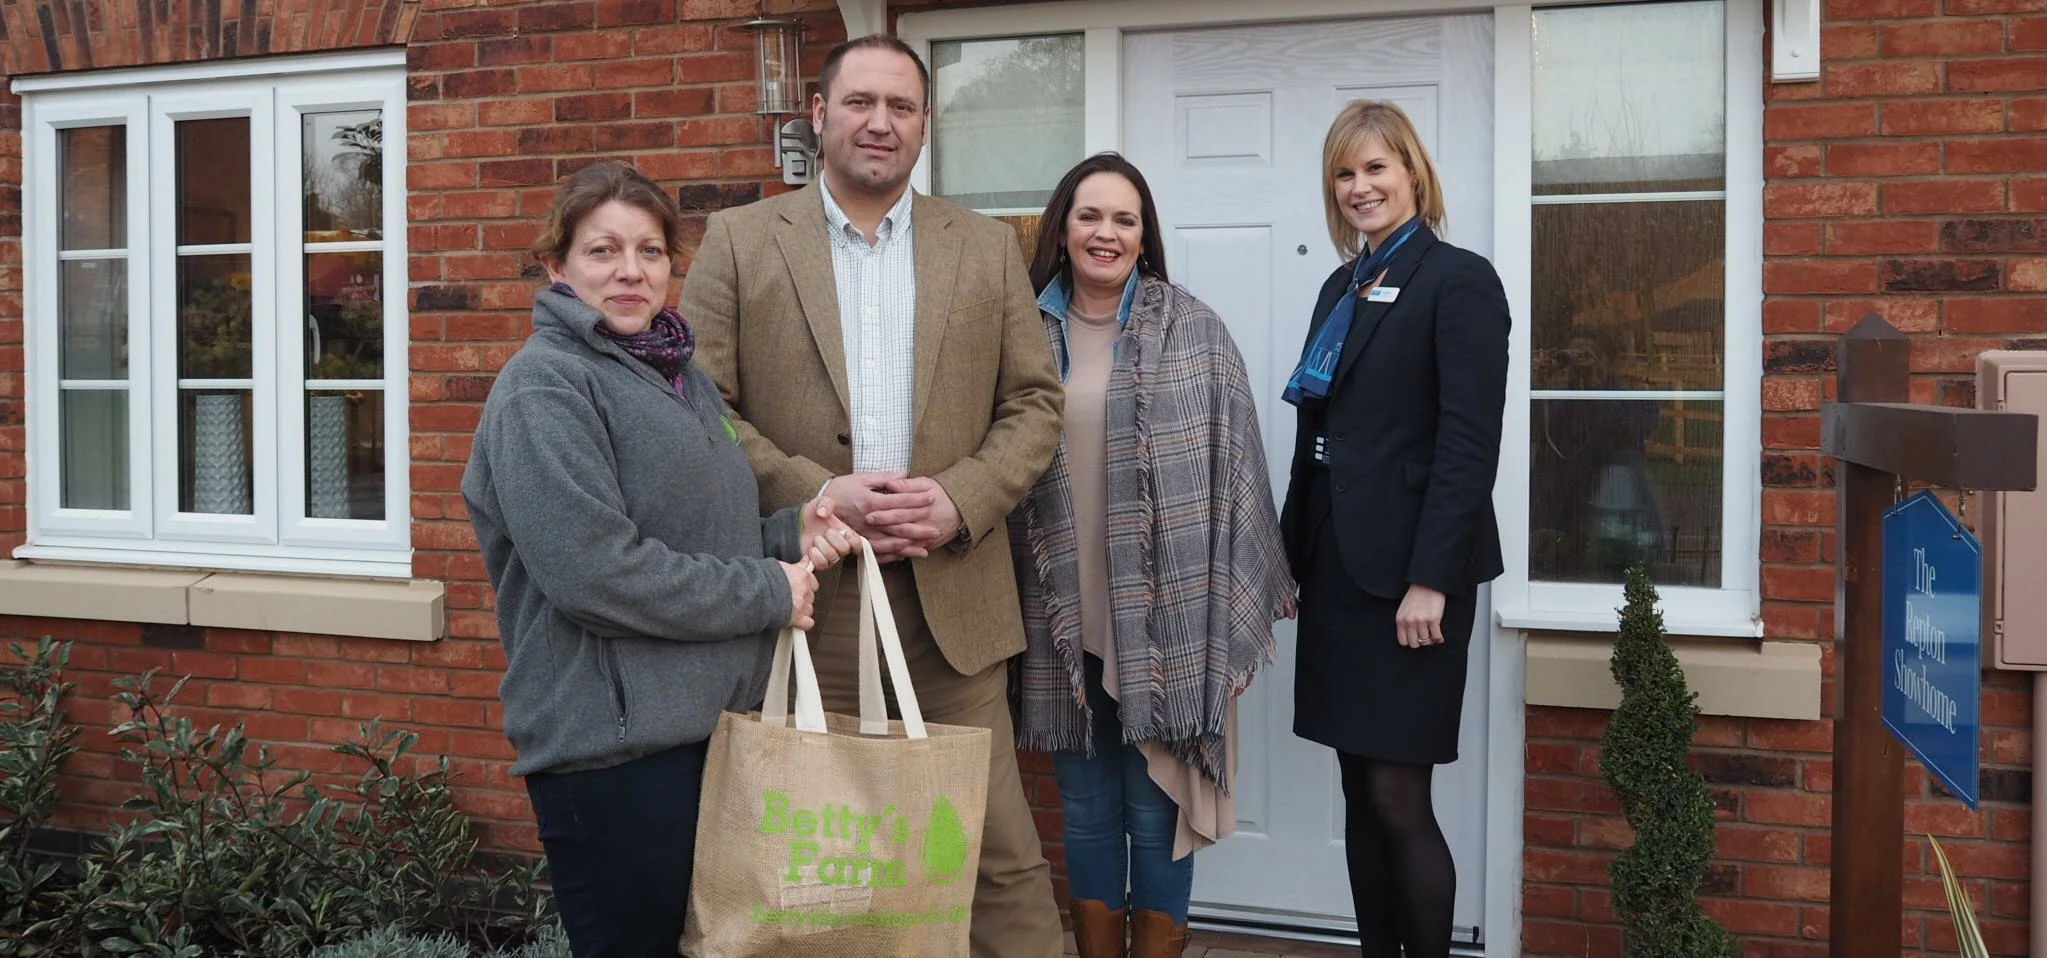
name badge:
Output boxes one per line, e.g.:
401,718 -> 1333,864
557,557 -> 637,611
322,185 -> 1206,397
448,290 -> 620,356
1367,286 -> 1401,303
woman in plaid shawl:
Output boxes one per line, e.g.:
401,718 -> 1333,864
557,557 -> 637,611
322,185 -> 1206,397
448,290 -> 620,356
1010,153 -> 1296,958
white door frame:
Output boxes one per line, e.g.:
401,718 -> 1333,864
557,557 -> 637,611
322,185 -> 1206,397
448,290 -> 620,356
899,2 -> 1535,953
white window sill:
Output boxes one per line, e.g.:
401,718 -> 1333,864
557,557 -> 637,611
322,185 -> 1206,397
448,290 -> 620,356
0,560 -> 444,643
1495,581 -> 1764,639
16,542 -> 414,580
1524,633 -> 1822,720
1496,603 -> 1765,639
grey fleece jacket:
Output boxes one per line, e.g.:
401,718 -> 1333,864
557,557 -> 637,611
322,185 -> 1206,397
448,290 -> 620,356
464,289 -> 802,777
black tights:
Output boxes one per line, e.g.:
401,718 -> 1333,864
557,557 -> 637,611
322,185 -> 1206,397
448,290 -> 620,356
1338,752 -> 1454,958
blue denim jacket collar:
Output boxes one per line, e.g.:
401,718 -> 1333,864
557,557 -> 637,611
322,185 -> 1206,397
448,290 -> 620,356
1036,272 -> 1141,383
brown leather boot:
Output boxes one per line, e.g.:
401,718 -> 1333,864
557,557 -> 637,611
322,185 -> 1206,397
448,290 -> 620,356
1069,898 -> 1128,958
1128,908 -> 1189,958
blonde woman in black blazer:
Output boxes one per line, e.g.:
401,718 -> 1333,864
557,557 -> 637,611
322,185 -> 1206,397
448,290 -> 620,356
1280,100 -> 1509,958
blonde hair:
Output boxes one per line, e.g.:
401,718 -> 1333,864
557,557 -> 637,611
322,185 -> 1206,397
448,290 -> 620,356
1321,100 -> 1447,260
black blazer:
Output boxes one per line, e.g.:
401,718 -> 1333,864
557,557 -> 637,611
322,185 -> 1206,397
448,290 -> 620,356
1279,226 -> 1509,600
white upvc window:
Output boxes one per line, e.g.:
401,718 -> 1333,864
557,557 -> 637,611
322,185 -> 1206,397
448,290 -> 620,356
17,51 -> 411,578
902,0 -> 1764,637
1492,0 -> 1765,636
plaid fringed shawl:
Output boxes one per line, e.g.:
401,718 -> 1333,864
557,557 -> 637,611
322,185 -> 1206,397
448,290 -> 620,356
1011,276 -> 1295,790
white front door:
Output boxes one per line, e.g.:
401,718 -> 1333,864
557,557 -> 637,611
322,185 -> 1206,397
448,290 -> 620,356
1122,14 -> 1496,943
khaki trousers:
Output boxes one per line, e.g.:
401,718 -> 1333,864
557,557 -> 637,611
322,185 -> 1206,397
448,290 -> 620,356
810,561 -> 1065,958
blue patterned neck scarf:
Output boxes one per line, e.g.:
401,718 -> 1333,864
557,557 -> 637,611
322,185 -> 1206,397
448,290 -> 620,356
1282,217 -> 1422,407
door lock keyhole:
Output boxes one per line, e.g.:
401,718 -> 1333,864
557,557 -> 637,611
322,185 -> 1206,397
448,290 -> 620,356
1296,244 -> 1308,255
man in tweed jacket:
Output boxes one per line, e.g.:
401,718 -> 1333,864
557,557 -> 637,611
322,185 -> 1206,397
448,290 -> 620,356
679,34 -> 1066,957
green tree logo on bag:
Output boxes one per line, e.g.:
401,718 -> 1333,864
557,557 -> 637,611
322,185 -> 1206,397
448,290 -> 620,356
757,791 -> 974,889
921,797 -> 969,884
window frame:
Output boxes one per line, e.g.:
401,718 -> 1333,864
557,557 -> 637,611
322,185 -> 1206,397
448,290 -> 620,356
18,51 -> 412,579
901,0 -> 1765,637
1492,0 -> 1765,637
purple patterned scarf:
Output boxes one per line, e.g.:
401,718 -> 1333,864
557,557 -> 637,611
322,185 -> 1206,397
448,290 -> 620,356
551,282 -> 696,398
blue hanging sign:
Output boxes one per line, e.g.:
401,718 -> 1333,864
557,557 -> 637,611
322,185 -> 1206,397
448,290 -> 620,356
1881,490 -> 1982,810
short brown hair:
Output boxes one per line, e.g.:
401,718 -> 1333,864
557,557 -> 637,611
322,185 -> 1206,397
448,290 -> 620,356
531,162 -> 684,269
1321,100 -> 1447,260
818,34 -> 930,105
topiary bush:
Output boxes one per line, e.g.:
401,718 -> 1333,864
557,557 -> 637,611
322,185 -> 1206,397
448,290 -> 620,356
1600,566 -> 1737,958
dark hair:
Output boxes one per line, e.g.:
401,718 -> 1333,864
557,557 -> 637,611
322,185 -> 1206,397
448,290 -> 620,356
1027,153 -> 1170,296
818,34 -> 930,105
531,162 -> 685,268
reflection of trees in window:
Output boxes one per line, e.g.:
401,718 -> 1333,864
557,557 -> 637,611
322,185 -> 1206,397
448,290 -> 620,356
933,36 -> 1083,209
942,37 -> 1081,114
306,116 -> 382,238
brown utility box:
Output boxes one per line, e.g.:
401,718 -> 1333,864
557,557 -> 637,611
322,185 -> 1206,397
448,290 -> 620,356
1978,351 -> 2047,670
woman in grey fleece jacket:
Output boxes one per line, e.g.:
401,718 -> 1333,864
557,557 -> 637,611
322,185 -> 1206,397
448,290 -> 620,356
462,164 -> 854,958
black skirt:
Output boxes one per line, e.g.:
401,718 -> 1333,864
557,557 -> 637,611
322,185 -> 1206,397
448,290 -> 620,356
1291,468 -> 1477,765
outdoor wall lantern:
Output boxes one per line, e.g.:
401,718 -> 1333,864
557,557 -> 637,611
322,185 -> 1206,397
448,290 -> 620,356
741,12 -> 818,184
742,13 -> 805,115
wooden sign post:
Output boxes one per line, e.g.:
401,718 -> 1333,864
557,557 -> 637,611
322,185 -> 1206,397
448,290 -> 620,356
1822,316 -> 2038,956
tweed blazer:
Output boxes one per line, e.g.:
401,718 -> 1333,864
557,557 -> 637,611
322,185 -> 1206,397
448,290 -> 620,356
681,184 -> 1064,676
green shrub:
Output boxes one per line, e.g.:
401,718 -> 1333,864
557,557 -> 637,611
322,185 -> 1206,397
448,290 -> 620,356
308,925 -> 474,958
310,920 -> 568,958
0,650 -> 550,958
1600,567 -> 1737,958
0,639 -> 82,938
488,921 -> 568,958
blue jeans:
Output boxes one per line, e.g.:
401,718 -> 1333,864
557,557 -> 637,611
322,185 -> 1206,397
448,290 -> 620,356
525,741 -> 708,958
1052,655 -> 1195,922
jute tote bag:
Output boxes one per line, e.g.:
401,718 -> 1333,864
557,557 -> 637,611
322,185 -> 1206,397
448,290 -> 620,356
681,539 -> 991,957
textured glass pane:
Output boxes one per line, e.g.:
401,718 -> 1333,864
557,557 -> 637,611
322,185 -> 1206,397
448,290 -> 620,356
932,35 -> 1084,210
1531,398 -> 1722,587
1532,1 -> 1725,194
58,126 -> 125,250
179,255 -> 253,380
306,252 -> 384,380
1532,201 -> 1724,391
305,390 -> 385,521
177,117 -> 252,245
60,390 -> 128,510
304,110 -> 384,241
179,390 -> 254,515
60,259 -> 127,380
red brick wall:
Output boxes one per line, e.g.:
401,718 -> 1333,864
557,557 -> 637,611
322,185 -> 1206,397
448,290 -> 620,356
0,0 -> 1077,880
1524,2 -> 2046,955
5,0 -> 2042,950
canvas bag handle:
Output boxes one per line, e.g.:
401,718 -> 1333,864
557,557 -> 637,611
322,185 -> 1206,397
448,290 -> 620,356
760,537 -> 929,740
761,626 -> 829,733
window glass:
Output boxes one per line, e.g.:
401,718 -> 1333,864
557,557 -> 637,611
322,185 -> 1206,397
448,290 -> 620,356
176,118 -> 252,245
305,391 -> 384,520
60,391 -> 127,511
1532,1 -> 1724,195
304,111 -> 383,241
1530,398 -> 1723,586
58,126 -> 124,250
1528,0 -> 1727,589
932,35 -> 1084,211
179,389 -> 255,515
1531,201 -> 1724,392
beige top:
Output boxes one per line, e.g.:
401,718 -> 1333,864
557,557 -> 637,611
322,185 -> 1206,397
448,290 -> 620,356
1063,301 -> 1238,861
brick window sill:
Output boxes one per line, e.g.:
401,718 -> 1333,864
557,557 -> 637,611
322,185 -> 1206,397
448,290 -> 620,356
0,560 -> 445,643
1524,633 -> 1822,720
